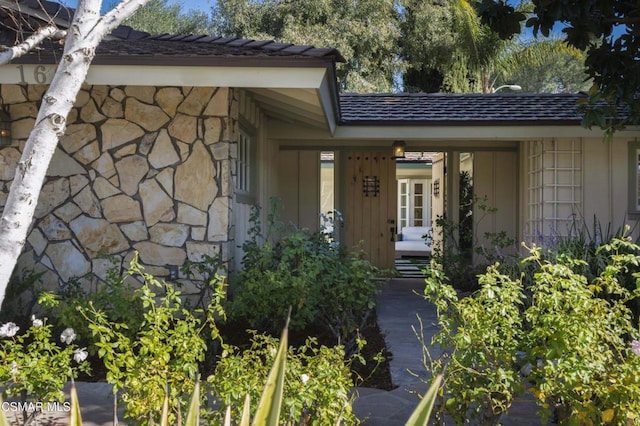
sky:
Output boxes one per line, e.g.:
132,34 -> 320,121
62,0 -> 215,15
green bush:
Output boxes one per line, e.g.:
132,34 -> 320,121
208,333 -> 357,425
424,235 -> 640,425
39,256 -> 144,353
0,315 -> 90,411
79,254 -> 226,425
228,204 -> 379,353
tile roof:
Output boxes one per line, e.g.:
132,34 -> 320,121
339,92 -> 593,125
2,0 -> 344,64
10,33 -> 345,65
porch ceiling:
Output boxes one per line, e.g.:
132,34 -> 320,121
248,88 -> 332,130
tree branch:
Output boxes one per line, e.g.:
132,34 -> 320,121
0,24 -> 66,64
96,0 -> 149,39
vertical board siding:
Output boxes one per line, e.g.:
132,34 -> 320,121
344,151 -> 396,269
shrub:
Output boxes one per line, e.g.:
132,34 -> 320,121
79,254 -> 226,424
39,256 -> 144,353
424,235 -> 640,425
0,314 -> 90,424
208,333 -> 357,425
228,203 -> 379,353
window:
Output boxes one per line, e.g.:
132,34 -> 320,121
628,141 -> 640,214
238,128 -> 251,193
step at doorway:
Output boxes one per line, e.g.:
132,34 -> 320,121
394,257 -> 430,278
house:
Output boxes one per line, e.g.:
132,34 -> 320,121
1,0 -> 640,293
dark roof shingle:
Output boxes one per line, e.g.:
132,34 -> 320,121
339,93 -> 590,125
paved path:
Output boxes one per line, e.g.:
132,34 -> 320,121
352,277 -> 543,425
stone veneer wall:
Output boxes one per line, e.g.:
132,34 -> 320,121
0,84 -> 239,292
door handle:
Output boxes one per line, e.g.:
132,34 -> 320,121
390,227 -> 396,242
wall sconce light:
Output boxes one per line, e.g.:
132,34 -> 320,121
392,140 -> 406,159
0,109 -> 11,146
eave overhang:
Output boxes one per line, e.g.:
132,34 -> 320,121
0,57 -> 341,132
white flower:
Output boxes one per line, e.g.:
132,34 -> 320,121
0,322 -> 19,337
632,340 -> 640,356
10,361 -> 18,376
73,347 -> 88,363
60,328 -> 76,345
301,374 -> 309,384
31,316 -> 43,327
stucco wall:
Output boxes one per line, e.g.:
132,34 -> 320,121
0,84 -> 238,292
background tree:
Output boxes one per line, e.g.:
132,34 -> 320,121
495,39 -> 590,93
477,0 -> 640,131
119,0 -> 210,34
212,0 -> 401,92
400,0 -> 589,93
400,0 -> 508,93
0,0 -> 150,304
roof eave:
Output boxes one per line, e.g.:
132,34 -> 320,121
339,119 -> 583,127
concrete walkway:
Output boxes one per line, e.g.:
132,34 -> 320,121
9,278 -> 543,425
352,277 -> 543,425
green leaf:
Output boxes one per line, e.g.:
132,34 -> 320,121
160,383 -> 169,426
252,319 -> 288,426
69,379 -> 83,426
0,395 -> 9,426
184,379 -> 200,426
405,374 -> 443,426
240,394 -> 251,426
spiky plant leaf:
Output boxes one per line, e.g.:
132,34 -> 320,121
184,378 -> 200,426
0,396 -> 9,426
252,317 -> 288,426
223,405 -> 231,426
405,374 -> 443,426
240,394 -> 251,426
69,379 -> 83,426
160,384 -> 169,426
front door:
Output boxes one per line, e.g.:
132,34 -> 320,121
341,151 -> 396,269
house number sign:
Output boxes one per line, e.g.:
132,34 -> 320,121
15,65 -> 54,84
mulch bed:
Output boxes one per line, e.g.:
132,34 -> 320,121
80,311 -> 395,391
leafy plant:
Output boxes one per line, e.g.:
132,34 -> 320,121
0,315 -> 90,425
429,190 -> 516,292
209,331 -> 357,425
423,235 -> 640,425
228,201 -> 379,354
40,256 -> 144,351
79,253 -> 226,424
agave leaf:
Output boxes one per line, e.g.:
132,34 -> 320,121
69,378 -> 83,426
160,383 -> 169,426
240,394 -> 251,426
0,395 -> 8,426
223,405 -> 232,426
252,316 -> 289,426
184,378 -> 200,426
405,374 -> 443,426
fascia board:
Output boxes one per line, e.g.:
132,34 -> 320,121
0,64 -> 329,89
327,125 -> 640,140
316,73 -> 338,134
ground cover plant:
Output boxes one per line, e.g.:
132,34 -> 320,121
423,233 -> 640,425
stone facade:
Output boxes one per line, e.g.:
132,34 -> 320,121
0,84 -> 239,291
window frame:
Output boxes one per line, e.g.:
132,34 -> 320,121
236,120 -> 257,205
628,141 -> 640,215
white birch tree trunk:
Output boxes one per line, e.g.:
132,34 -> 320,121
0,0 -> 149,306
